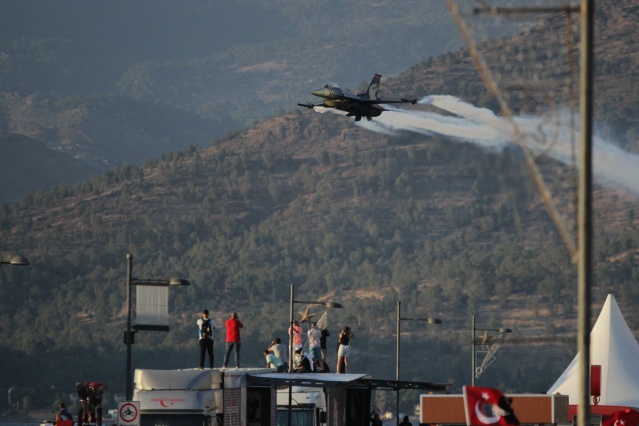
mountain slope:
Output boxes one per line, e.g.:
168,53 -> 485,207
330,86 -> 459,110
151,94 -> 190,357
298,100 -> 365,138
0,134 -> 96,203
1,100 -> 638,406
0,0 -> 527,203
1,0 -> 639,414
3,0 -> 638,204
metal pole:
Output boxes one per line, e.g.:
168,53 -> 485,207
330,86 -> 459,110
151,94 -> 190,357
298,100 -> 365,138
396,301 -> 401,426
471,315 -> 475,387
288,283 -> 294,426
125,254 -> 133,401
289,284 -> 294,372
577,1 -> 594,425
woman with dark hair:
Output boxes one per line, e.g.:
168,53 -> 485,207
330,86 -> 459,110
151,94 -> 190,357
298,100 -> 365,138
336,326 -> 354,373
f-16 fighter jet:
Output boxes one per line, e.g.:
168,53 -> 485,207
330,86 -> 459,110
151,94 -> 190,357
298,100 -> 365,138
298,73 -> 416,121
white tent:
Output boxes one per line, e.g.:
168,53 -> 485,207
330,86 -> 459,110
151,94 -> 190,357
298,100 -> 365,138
548,294 -> 639,407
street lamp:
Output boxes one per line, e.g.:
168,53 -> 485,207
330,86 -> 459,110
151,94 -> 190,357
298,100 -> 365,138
396,301 -> 441,426
0,252 -> 30,266
124,253 -> 189,401
288,283 -> 342,426
471,315 -> 512,386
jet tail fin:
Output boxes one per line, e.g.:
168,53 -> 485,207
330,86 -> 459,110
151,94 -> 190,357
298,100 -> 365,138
360,74 -> 381,100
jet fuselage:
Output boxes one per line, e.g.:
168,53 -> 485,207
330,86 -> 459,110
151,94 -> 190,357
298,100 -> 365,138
297,74 -> 415,121
310,83 -> 383,120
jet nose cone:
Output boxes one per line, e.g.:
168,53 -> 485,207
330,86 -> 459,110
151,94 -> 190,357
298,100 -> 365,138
311,87 -> 333,98
312,88 -> 329,97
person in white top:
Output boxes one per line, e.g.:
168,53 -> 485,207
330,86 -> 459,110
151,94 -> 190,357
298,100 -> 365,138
268,337 -> 289,370
307,322 -> 323,369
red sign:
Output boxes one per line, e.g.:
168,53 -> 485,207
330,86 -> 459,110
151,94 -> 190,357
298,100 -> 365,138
591,365 -> 601,398
118,402 -> 140,426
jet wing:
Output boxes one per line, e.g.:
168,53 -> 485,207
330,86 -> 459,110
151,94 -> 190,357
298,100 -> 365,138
335,93 -> 417,105
349,98 -> 417,105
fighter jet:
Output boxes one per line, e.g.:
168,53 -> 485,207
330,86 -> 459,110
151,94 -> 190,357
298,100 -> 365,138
297,74 -> 417,121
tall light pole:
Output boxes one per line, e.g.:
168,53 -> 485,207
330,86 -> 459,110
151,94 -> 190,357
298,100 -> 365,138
0,252 -> 29,266
125,254 -> 189,401
577,2 -> 594,426
288,283 -> 342,426
471,315 -> 512,386
396,301 -> 441,426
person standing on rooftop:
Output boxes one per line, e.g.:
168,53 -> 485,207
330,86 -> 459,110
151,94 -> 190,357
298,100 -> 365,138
223,312 -> 243,369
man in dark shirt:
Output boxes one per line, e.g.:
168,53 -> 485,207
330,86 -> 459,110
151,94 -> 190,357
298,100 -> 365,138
56,402 -> 73,423
399,415 -> 413,426
320,327 -> 330,370
370,412 -> 383,426
294,349 -> 312,373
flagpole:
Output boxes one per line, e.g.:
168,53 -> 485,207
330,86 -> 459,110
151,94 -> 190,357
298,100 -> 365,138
471,315 -> 475,386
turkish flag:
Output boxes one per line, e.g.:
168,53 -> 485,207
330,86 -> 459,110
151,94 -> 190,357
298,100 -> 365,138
602,409 -> 639,426
463,386 -> 520,426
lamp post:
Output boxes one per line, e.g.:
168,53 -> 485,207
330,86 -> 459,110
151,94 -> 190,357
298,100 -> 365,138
471,315 -> 512,386
288,283 -> 342,426
0,252 -> 29,266
396,301 -> 441,426
125,253 -> 189,401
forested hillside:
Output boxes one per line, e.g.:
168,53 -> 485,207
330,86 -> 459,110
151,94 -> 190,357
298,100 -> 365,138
1,0 -> 639,418
2,108 -> 639,414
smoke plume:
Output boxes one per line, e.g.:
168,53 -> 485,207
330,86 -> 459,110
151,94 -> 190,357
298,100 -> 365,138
316,96 -> 639,195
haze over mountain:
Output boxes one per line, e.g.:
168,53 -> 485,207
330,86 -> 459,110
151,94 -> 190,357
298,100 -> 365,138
1,0 -> 639,418
0,0 -> 540,203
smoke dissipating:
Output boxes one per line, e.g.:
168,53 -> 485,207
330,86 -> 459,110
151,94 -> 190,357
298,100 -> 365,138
316,95 -> 639,195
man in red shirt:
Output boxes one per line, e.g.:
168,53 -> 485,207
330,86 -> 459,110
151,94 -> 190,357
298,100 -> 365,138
222,312 -> 243,369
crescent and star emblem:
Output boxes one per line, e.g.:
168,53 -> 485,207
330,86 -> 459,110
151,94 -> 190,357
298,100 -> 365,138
474,401 -> 501,425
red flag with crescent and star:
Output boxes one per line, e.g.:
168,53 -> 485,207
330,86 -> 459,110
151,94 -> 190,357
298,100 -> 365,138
463,386 -> 520,426
602,409 -> 639,426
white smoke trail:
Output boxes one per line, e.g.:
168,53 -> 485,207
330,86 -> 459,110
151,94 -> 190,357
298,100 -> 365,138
316,96 -> 639,195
